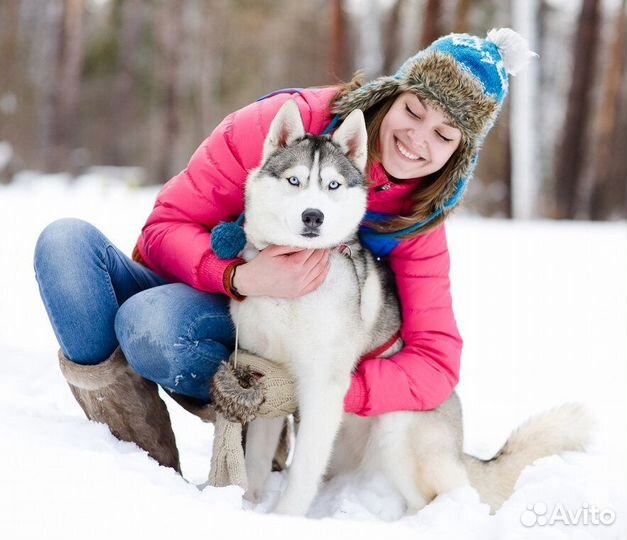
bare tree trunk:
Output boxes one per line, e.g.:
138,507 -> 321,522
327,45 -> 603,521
155,0 -> 184,183
553,0 -> 600,219
39,1 -> 62,171
0,0 -> 20,139
330,0 -> 349,81
106,0 -> 143,165
611,73 -> 627,218
383,0 -> 403,74
49,0 -> 85,172
421,0 -> 443,48
198,0 -> 226,135
473,101 -> 512,217
0,0 -> 20,181
454,0 -> 471,34
589,0 -> 627,219
612,72 -> 627,217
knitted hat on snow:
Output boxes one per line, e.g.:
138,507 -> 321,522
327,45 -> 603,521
333,28 -> 536,235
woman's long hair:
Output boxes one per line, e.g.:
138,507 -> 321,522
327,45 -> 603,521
330,73 -> 463,239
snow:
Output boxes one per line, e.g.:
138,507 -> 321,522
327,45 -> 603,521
1,172 -> 625,539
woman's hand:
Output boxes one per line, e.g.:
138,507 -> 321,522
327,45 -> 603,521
232,245 -> 330,299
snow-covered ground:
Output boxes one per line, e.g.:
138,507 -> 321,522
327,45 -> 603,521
1,172 -> 625,539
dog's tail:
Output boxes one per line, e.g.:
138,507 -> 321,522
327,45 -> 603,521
463,403 -> 593,512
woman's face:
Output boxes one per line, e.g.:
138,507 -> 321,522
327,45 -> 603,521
378,92 -> 462,180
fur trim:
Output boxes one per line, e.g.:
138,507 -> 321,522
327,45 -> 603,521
333,76 -> 401,122
212,362 -> 265,424
58,347 -> 128,390
400,52 -> 499,138
437,143 -> 476,212
334,51 -> 498,139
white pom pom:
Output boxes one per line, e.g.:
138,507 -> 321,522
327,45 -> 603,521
486,28 -> 538,75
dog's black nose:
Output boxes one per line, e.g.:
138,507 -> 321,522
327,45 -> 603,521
301,208 -> 324,229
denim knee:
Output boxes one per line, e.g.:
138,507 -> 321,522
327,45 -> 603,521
114,288 -> 175,380
114,284 -> 235,401
34,218 -> 99,271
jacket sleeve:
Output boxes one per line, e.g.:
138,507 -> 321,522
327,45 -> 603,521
134,90 -> 327,296
343,223 -> 463,415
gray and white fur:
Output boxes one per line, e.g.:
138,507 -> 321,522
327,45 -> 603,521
231,99 -> 592,517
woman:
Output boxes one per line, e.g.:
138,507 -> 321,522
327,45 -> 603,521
34,29 -> 534,473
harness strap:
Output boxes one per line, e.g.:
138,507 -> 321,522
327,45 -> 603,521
360,331 -> 401,361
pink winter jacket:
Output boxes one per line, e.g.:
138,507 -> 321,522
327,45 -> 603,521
132,86 -> 463,416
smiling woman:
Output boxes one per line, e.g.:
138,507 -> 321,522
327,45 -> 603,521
378,92 -> 462,180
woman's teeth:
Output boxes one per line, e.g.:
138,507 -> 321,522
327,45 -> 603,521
395,138 -> 422,161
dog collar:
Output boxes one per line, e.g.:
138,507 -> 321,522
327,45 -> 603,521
336,244 -> 352,258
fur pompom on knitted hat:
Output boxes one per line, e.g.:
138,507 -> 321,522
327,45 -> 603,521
333,28 -> 536,234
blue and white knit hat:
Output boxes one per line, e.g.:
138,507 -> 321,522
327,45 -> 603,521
333,28 -> 536,236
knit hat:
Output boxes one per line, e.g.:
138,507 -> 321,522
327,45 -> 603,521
333,28 -> 536,236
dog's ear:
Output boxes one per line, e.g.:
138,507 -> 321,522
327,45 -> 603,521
262,99 -> 305,162
331,109 -> 367,173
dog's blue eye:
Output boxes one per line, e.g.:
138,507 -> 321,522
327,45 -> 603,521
328,180 -> 340,190
287,176 -> 300,186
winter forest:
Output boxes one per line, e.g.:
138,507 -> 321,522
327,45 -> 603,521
1,1 -> 626,539
0,0 -> 626,221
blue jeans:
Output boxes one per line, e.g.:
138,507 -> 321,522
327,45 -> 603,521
33,218 -> 236,403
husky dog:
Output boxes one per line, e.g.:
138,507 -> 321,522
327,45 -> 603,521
230,99 -> 591,517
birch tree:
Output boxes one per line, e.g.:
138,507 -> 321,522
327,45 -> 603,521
511,0 -> 539,219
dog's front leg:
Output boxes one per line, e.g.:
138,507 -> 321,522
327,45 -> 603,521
273,365 -> 351,516
244,417 -> 285,503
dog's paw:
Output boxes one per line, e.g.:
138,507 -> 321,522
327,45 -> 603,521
243,486 -> 263,504
273,494 -> 309,516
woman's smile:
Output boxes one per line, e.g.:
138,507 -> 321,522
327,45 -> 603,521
394,136 -> 425,162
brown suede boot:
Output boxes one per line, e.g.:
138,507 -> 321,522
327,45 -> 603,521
58,347 -> 181,473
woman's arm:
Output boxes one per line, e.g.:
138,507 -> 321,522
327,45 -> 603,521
133,88 -> 336,297
344,223 -> 463,415
133,113 -> 247,297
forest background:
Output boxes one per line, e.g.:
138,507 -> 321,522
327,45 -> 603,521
0,0 -> 626,222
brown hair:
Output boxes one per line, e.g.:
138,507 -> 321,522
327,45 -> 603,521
330,73 -> 462,239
